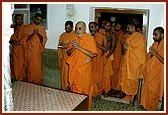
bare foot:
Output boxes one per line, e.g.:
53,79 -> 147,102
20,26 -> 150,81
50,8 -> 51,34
128,103 -> 134,107
128,95 -> 135,107
104,93 -> 109,98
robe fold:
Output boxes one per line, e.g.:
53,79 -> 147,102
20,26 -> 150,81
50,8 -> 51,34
92,33 -> 105,97
141,39 -> 164,111
118,32 -> 146,95
102,52 -> 114,94
58,30 -> 75,90
24,23 -> 47,84
10,24 -> 27,81
66,33 -> 98,110
112,30 -> 125,90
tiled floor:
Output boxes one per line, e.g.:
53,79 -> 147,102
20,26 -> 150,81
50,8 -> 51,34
91,96 -> 145,111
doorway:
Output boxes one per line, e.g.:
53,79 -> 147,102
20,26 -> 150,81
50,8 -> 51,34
94,8 -> 149,105
94,8 -> 149,39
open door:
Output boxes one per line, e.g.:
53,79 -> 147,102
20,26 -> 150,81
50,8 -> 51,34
94,8 -> 149,40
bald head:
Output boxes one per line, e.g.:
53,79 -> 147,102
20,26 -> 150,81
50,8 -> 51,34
75,21 -> 86,37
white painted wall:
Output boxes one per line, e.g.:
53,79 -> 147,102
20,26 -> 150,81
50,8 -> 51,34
3,2 -> 165,50
46,4 -> 66,49
2,3 -> 15,111
45,2 -> 165,50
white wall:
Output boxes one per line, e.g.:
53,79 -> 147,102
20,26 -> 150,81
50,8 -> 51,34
46,4 -> 66,49
2,3 -> 15,111
46,2 -> 165,50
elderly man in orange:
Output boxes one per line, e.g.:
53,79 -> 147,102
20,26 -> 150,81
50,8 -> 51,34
24,13 -> 47,85
58,21 -> 75,90
66,21 -> 98,110
140,27 -> 164,111
118,21 -> 146,107
9,14 -> 27,81
88,22 -> 107,97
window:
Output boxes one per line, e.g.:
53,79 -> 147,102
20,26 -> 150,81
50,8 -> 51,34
13,4 -> 47,29
30,4 -> 47,29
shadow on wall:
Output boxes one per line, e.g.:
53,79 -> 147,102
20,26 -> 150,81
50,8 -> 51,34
42,48 -> 61,89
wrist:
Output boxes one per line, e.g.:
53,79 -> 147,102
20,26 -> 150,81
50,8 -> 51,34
75,45 -> 80,49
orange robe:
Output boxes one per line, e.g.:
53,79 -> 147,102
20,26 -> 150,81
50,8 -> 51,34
24,23 -> 47,84
102,31 -> 115,94
10,24 -> 27,81
140,39 -> 164,111
58,30 -> 75,90
92,33 -> 105,97
118,32 -> 146,96
112,30 -> 125,90
102,52 -> 114,94
66,33 -> 98,110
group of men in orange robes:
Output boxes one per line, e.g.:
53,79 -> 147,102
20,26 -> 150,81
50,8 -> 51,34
57,19 -> 164,111
10,13 -> 47,85
10,12 -> 164,111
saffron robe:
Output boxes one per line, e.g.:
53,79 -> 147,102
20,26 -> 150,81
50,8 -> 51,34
24,23 -> 47,84
140,39 -> 164,111
118,32 -> 146,95
66,33 -> 98,110
112,30 -> 125,90
92,33 -> 105,97
102,31 -> 115,93
102,52 -> 114,94
10,24 -> 27,81
58,30 -> 75,90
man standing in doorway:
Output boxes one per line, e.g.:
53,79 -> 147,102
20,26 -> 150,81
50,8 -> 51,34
118,21 -> 146,106
111,21 -> 125,96
102,20 -> 116,97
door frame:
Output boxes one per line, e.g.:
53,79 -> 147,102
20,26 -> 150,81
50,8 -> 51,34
94,8 -> 149,39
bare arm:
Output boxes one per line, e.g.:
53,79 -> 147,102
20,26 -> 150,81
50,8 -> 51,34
96,35 -> 107,52
121,36 -> 128,55
66,47 -> 75,56
107,33 -> 116,58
